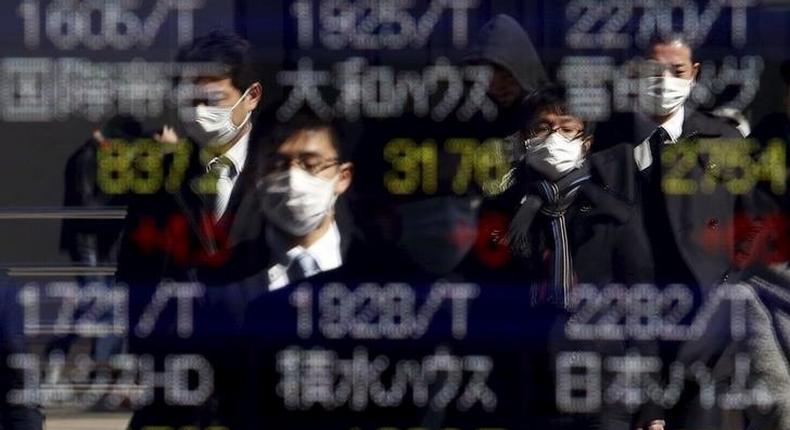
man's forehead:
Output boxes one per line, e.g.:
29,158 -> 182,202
278,129 -> 335,155
538,111 -> 582,125
649,42 -> 692,64
193,76 -> 234,92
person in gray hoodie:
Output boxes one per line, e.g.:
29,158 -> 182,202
465,14 -> 548,110
464,14 -> 550,160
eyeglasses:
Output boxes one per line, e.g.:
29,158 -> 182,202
526,124 -> 585,142
264,153 -> 340,175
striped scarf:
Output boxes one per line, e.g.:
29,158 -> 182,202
508,165 -> 591,309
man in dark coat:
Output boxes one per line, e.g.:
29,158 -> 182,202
117,31 -> 269,430
489,86 -> 661,430
594,35 -> 774,293
116,31 -> 268,289
594,35 -> 779,430
50,115 -> 142,367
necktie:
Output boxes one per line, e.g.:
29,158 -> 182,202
205,156 -> 236,220
650,126 -> 671,147
644,127 -> 670,190
650,126 -> 671,165
641,127 -> 694,284
287,251 -> 321,282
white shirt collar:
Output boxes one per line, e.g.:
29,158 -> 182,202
266,221 -> 343,291
660,106 -> 685,143
634,106 -> 686,171
223,130 -> 249,176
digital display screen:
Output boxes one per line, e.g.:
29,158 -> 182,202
0,1 -> 788,430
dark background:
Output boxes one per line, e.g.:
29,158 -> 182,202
0,0 -> 788,269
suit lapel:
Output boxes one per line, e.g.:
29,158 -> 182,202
588,144 -> 639,204
178,174 -> 219,256
216,142 -> 263,248
662,110 -> 726,285
220,172 -> 260,247
176,144 -> 220,255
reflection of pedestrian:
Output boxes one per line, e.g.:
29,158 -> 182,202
464,14 -> 549,157
465,14 -> 548,115
498,86 -> 653,299
593,35 -> 780,296
0,276 -> 44,430
60,114 -> 142,267
49,115 -> 141,372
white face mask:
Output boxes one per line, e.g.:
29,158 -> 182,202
260,167 -> 338,236
184,86 -> 252,148
524,132 -> 585,181
639,76 -> 692,117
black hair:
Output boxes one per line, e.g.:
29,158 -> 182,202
101,114 -> 143,140
266,110 -> 344,159
176,30 -> 257,91
521,85 -> 596,137
646,34 -> 695,61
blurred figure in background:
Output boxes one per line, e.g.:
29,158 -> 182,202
465,14 -> 548,121
47,114 -> 144,384
465,14 -> 549,162
0,276 -> 43,430
61,114 -> 143,270
349,115 -> 488,283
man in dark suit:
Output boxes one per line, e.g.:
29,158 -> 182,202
117,31 -> 267,288
116,31 -> 269,430
594,35 -> 771,292
489,86 -> 660,430
594,36 -> 777,430
255,113 -> 356,291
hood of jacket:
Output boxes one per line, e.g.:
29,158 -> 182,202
464,14 -> 548,97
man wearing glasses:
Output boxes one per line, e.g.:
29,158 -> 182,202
257,113 -> 354,290
494,85 -> 659,430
